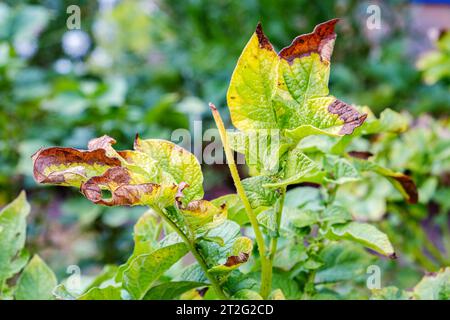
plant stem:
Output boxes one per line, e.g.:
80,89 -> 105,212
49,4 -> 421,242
210,103 -> 272,299
269,187 -> 286,264
154,207 -> 228,299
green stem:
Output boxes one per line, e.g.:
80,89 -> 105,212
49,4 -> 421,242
154,207 -> 228,299
269,188 -> 286,265
210,103 -> 271,299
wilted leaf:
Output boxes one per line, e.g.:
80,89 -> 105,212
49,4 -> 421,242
32,135 -> 203,208
350,158 -> 418,204
15,255 -> 57,300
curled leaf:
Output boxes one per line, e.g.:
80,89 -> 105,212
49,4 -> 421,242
80,167 -> 168,207
32,135 -> 203,208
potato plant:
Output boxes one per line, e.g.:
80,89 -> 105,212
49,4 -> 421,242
1,19 -> 448,300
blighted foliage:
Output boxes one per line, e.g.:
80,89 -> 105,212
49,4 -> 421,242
18,19 -> 446,301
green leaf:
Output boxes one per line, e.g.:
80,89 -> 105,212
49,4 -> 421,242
15,255 -> 57,300
232,289 -> 263,300
0,191 -> 30,282
321,205 -> 352,225
228,130 -> 291,175
323,155 -> 361,184
265,148 -> 324,188
413,267 -> 450,300
123,243 -> 189,300
315,243 -> 375,284
143,281 -> 208,300
83,265 -> 119,294
324,222 -> 395,257
78,285 -> 122,300
242,176 -> 279,209
116,211 -> 161,282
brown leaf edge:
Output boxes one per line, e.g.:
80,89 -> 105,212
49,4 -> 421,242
255,22 -> 275,51
279,18 -> 340,63
32,147 -> 121,184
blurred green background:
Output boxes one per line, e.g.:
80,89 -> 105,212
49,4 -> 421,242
0,0 -> 449,290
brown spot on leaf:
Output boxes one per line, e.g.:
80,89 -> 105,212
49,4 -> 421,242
81,167 -> 160,206
279,18 -> 339,63
255,22 -> 275,51
389,253 -> 398,260
327,99 -> 367,134
224,252 -> 249,267
348,151 -> 374,160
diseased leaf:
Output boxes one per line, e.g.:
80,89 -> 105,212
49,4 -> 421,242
208,237 -> 253,275
32,135 -> 203,208
179,200 -> 227,234
123,243 -> 189,300
350,158 -> 418,204
227,23 -> 279,131
134,136 -> 204,204
143,281 -> 208,300
325,222 -> 395,257
197,220 -> 252,276
275,19 -> 366,134
211,194 -> 248,225
0,191 -> 30,282
15,255 -> 57,300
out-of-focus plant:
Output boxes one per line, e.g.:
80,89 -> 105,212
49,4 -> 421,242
417,32 -> 450,85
